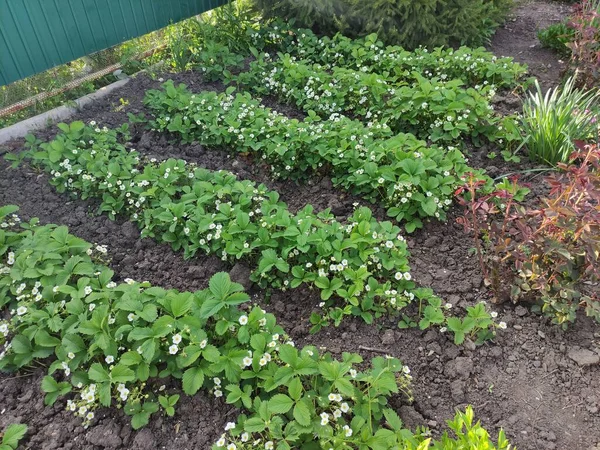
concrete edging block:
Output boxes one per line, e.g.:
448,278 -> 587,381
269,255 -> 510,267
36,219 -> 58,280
0,78 -> 131,147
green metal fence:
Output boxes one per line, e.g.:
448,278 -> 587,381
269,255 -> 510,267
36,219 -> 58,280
0,0 -> 227,86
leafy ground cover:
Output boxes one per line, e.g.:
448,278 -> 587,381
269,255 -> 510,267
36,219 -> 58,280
0,1 -> 599,449
233,25 -> 527,147
0,204 -> 516,449
14,122 -> 435,330
0,67 -> 599,447
144,82 -> 472,232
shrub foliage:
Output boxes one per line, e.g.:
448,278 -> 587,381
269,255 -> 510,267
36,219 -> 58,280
456,145 -> 600,326
253,0 -> 513,48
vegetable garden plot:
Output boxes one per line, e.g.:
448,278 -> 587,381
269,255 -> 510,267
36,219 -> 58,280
144,82 -> 472,233
1,140 -> 599,449
13,122 -> 504,341
0,205 -> 511,449
1,15 -> 599,450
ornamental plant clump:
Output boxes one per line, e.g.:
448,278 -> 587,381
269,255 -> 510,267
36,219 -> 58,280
567,0 -> 600,87
521,76 -> 600,165
0,206 -> 512,449
144,81 -> 474,232
456,144 -> 600,326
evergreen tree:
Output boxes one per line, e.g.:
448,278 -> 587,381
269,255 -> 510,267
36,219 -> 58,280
253,0 -> 513,49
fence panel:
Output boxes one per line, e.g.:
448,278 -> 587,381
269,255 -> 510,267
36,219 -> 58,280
0,0 -> 227,85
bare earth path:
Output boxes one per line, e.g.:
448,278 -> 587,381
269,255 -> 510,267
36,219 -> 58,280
489,0 -> 570,88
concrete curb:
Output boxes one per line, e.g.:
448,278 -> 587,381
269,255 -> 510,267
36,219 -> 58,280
0,78 -> 131,146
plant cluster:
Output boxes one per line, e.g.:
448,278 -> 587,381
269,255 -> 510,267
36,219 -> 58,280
14,121 -> 506,338
235,53 -> 513,145
252,0 -> 512,49
537,0 -> 600,87
15,122 -> 441,330
164,18 -> 247,80
456,144 -> 600,326
537,23 -> 574,56
521,76 -> 599,165
246,22 -> 527,89
145,81 -> 473,232
0,206 -> 511,449
162,1 -> 258,76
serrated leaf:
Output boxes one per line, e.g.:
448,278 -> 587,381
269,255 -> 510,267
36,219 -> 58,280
209,272 -> 233,301
171,293 -> 193,317
182,367 -> 204,395
41,375 -> 59,393
244,417 -> 266,433
1,423 -> 27,448
120,351 -> 142,366
293,400 -> 311,427
278,345 -> 298,367
202,345 -> 220,363
225,291 -> 250,306
288,377 -> 302,401
177,345 -> 202,368
140,339 -> 156,362
111,364 -> 135,383
88,363 -> 110,383
34,330 -> 60,348
198,297 -> 223,319
138,304 -> 158,322
10,335 -> 31,354
383,408 -> 404,431
250,334 -> 266,353
268,394 -> 294,414
131,412 -> 151,430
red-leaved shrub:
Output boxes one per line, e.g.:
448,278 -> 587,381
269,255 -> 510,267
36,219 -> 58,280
568,0 -> 600,87
456,144 -> 600,326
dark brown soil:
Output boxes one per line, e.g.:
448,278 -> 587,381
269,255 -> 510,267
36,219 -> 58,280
1,5 -> 599,449
489,0 -> 571,89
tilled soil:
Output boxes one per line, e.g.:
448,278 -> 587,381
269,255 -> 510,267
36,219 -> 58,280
1,7 -> 600,448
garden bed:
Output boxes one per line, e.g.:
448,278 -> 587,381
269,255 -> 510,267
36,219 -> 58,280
1,2 -> 599,449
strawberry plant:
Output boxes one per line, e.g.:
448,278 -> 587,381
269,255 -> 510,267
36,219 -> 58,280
144,82 -> 474,232
11,121 -> 504,339
12,123 -> 435,328
248,22 -> 527,89
235,54 -> 510,146
0,424 -> 27,450
0,206 -> 510,449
